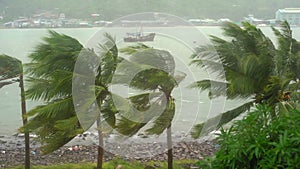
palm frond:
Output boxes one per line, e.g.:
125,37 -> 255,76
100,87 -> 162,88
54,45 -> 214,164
191,22 -> 276,99
101,94 -> 119,128
130,48 -> 175,75
191,101 -> 255,138
41,116 -> 83,154
119,43 -> 150,55
0,54 -> 22,81
112,58 -> 146,85
116,117 -> 146,136
26,97 -> 74,118
114,93 -> 150,136
26,30 -> 82,78
189,79 -> 227,99
115,92 -> 166,136
145,99 -> 175,135
130,68 -> 177,91
26,71 -> 73,101
21,113 -> 83,154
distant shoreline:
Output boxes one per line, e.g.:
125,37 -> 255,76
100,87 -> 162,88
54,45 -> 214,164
1,24 -> 299,30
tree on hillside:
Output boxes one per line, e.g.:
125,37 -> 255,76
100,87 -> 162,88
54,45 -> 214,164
114,45 -> 186,169
0,54 -> 30,169
190,21 -> 300,138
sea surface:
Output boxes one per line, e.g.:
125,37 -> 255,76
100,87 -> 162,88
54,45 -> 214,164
0,26 -> 299,137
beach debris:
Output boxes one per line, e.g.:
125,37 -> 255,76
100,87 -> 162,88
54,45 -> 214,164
67,145 -> 80,151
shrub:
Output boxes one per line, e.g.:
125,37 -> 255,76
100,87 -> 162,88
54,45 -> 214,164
196,104 -> 300,169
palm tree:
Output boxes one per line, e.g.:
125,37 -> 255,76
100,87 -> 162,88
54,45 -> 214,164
190,21 -> 300,138
73,33 -> 120,169
115,45 -> 186,169
22,31 -> 121,169
21,31 -> 85,153
0,54 -> 30,169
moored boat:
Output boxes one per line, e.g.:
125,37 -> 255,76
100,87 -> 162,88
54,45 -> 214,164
123,32 -> 155,42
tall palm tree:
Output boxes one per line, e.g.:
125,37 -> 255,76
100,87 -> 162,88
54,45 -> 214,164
21,31 -> 85,153
190,21 -> 300,138
22,31 -> 120,169
115,45 -> 186,169
0,54 -> 30,169
73,33 -> 120,169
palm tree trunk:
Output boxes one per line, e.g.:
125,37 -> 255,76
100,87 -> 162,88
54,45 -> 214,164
20,74 -> 30,169
96,117 -> 104,169
167,125 -> 173,169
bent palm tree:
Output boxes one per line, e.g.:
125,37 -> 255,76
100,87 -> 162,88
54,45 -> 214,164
191,21 -> 300,138
73,33 -> 120,169
0,54 -> 30,169
115,45 -> 186,169
21,31 -> 85,153
22,31 -> 120,169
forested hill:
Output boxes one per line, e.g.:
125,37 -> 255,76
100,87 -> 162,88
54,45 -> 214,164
1,0 -> 300,21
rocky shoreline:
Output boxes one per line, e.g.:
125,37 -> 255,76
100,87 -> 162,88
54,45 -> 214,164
0,133 -> 218,168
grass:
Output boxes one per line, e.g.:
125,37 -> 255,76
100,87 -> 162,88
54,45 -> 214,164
8,159 -> 198,169
10,163 -> 96,169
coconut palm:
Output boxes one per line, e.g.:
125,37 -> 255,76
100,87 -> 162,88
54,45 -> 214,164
190,21 -> 300,138
74,33 -> 120,169
0,54 -> 30,169
21,31 -> 85,153
21,31 -> 121,169
114,45 -> 186,169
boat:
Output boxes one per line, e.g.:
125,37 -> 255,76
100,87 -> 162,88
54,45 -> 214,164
123,32 -> 155,42
123,25 -> 155,42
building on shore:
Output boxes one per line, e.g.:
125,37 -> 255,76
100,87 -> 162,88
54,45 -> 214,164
243,14 -> 271,25
276,8 -> 300,25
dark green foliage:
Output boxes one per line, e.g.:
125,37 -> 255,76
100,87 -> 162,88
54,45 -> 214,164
117,44 -> 185,169
130,68 -> 177,92
191,101 -> 254,138
0,54 -> 22,79
26,31 -> 82,76
25,30 -> 83,101
191,22 -> 276,100
145,99 -> 175,135
98,33 -> 119,86
197,105 -> 300,169
0,54 -> 22,88
191,21 -> 300,138
22,31 -> 121,157
21,31 -> 84,154
115,92 -> 168,136
116,44 -> 181,136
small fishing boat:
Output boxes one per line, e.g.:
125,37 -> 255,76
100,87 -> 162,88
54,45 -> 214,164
123,32 -> 155,42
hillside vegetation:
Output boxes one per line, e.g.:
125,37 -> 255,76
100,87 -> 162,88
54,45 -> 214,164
0,0 -> 299,21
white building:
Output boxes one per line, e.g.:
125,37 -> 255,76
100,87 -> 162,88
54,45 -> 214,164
276,8 -> 300,25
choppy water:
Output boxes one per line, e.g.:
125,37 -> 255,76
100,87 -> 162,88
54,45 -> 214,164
0,26 -> 299,136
